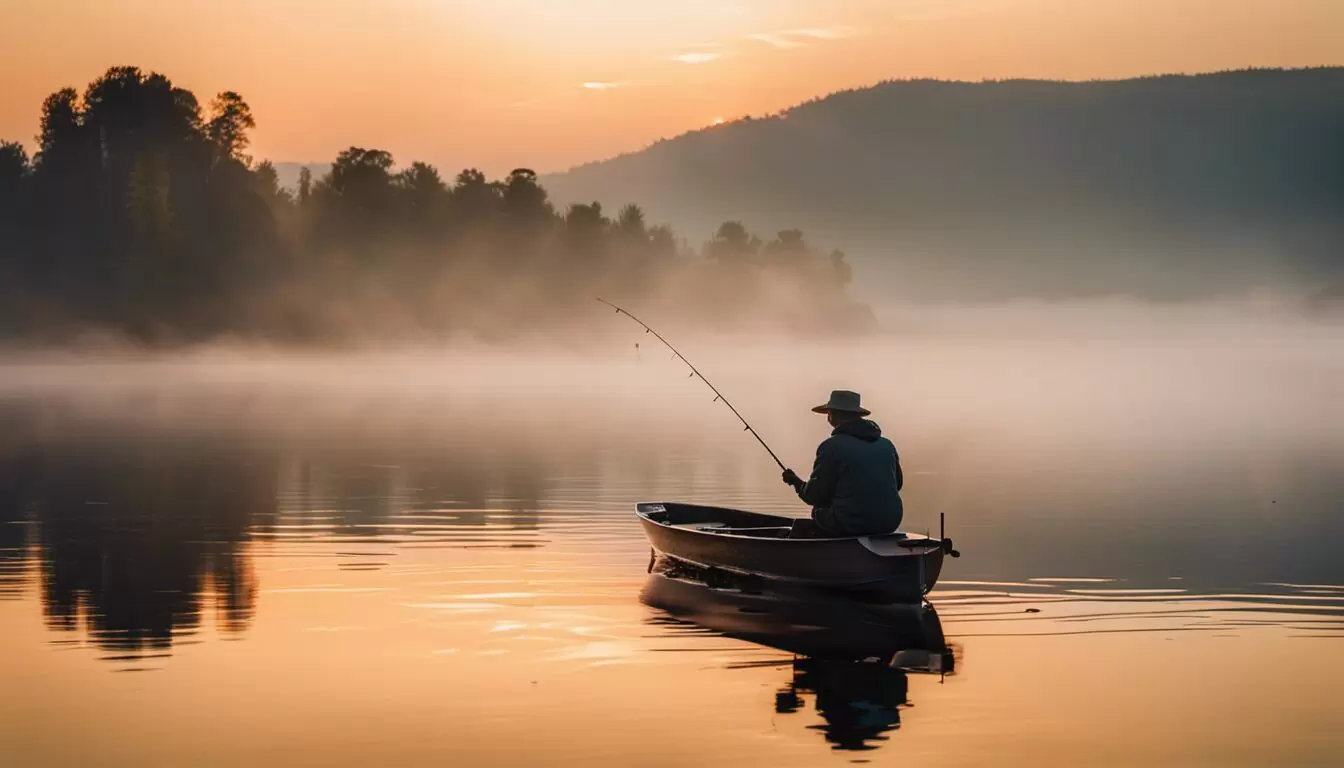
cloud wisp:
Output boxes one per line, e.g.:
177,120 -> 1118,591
745,25 -> 858,49
746,32 -> 804,49
785,25 -> 858,40
581,81 -> 623,90
670,52 -> 720,64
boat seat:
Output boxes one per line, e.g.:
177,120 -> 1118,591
785,519 -> 830,539
785,519 -> 907,540
697,524 -> 793,538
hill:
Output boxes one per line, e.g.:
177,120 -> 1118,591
543,68 -> 1344,300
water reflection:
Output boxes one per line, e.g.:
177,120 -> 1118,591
641,571 -> 954,751
0,409 -> 37,601
0,394 -> 676,657
20,433 -> 268,654
4,438 -> 565,655
777,658 -> 910,751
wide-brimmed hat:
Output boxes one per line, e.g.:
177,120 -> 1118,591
811,390 -> 870,416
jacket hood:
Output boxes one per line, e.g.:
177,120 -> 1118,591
833,419 -> 882,442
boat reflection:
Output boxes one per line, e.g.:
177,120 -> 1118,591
640,566 -> 955,751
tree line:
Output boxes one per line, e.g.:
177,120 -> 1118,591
0,66 -> 870,346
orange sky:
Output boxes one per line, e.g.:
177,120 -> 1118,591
2,0 -> 1341,176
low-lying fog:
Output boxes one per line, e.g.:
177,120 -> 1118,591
2,300 -> 1339,587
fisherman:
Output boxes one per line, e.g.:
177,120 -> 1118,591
782,390 -> 904,536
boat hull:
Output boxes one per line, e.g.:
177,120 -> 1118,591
636,502 -> 946,602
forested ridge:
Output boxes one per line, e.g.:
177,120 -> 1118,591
0,67 -> 867,346
546,68 -> 1344,300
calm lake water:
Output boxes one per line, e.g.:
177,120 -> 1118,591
2,317 -> 1342,766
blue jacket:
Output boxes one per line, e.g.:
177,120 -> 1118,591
796,419 -> 904,535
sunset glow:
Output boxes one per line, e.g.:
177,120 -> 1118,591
1,0 -> 1340,174
2,1 -> 1344,764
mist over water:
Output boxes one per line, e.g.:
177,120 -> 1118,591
4,300 -> 1341,585
1,300 -> 1341,766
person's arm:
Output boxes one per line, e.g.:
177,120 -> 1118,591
797,440 -> 840,507
894,449 -> 904,492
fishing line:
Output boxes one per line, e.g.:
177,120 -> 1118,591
598,298 -> 786,471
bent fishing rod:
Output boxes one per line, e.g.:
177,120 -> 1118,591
597,298 -> 786,472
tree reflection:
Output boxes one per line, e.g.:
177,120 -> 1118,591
0,410 -> 35,601
0,395 -> 677,658
29,433 -> 269,652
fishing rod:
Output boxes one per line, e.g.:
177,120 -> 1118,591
597,298 -> 786,471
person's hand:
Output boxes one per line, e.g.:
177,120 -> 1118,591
781,469 -> 803,489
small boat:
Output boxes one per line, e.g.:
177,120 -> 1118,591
641,571 -> 953,669
636,502 -> 959,602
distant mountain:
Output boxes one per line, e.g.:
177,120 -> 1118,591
543,68 -> 1344,300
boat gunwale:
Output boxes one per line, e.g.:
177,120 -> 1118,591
636,501 -> 939,546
